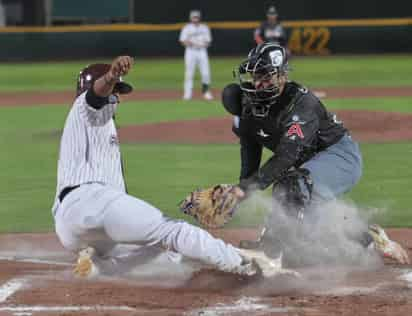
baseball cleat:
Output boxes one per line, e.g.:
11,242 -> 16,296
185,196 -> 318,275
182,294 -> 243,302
368,224 -> 410,264
203,91 -> 214,100
73,247 -> 100,278
182,94 -> 192,101
237,248 -> 301,278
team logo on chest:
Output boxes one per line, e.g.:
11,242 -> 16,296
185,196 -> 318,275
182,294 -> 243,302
285,115 -> 306,140
287,124 -> 304,139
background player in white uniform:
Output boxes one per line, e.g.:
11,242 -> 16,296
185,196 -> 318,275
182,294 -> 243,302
179,10 -> 213,101
52,55 -> 287,279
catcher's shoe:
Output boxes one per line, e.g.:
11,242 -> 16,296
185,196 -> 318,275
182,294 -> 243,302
368,224 -> 410,264
73,247 -> 100,278
237,248 -> 300,278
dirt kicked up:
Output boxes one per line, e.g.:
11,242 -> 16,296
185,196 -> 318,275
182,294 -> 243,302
0,229 -> 411,316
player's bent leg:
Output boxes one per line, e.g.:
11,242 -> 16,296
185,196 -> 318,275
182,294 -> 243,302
102,192 -> 295,277
102,193 -> 242,270
302,134 -> 362,202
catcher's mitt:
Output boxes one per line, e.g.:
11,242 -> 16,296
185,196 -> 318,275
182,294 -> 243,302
179,184 -> 242,228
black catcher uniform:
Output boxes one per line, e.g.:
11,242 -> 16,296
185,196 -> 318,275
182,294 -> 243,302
235,80 -> 347,193
221,43 -> 369,266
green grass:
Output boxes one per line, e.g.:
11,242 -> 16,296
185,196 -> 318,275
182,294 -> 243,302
326,97 -> 412,113
1,139 -> 412,232
0,100 -> 226,133
0,96 -> 412,232
348,142 -> 412,227
0,55 -> 411,92
2,96 -> 411,135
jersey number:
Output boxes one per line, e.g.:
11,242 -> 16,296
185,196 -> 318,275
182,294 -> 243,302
288,27 -> 331,55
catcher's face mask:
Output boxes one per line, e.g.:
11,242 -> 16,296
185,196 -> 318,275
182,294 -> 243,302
237,44 -> 288,117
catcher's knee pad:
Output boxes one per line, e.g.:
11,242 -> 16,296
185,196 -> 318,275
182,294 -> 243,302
272,168 -> 313,219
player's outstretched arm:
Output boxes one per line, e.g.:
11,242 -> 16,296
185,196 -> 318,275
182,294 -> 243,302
94,56 -> 134,97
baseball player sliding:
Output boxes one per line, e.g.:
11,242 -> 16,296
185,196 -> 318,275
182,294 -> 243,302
51,55 -> 295,279
179,10 -> 213,101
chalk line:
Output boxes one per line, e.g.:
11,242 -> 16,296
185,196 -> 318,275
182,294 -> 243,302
0,278 -> 25,303
0,256 -> 72,267
0,305 -> 135,312
186,296 -> 296,315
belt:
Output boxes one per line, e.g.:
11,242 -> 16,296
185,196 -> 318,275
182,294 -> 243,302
58,185 -> 80,203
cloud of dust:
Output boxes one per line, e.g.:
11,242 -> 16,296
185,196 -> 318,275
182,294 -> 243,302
233,193 -> 393,295
94,245 -> 201,287
238,192 -> 384,277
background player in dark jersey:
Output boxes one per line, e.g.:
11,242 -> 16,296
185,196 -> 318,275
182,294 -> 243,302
254,5 -> 287,46
221,43 -> 409,267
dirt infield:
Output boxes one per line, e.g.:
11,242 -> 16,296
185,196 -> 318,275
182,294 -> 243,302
0,86 -> 412,107
0,229 -> 411,316
119,110 -> 412,144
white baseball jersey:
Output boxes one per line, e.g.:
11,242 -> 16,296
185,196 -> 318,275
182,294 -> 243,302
52,92 -> 125,212
52,91 -> 245,276
179,23 -> 212,50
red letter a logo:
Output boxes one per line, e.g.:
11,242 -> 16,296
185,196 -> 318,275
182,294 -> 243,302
287,123 -> 304,139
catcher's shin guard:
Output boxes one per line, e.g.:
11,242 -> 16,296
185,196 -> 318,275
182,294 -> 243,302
272,168 -> 313,220
240,169 -> 314,263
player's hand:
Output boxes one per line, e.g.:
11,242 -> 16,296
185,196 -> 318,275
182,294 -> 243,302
109,56 -> 134,80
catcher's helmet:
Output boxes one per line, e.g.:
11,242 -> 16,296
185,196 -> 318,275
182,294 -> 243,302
237,43 -> 289,117
76,63 -> 133,97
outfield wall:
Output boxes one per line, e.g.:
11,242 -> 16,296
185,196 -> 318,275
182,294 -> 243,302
133,0 -> 412,22
1,18 -> 411,61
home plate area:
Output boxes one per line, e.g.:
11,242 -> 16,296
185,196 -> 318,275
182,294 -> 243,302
0,230 -> 411,316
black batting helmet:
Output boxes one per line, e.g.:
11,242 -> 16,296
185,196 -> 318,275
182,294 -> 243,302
76,63 -> 133,97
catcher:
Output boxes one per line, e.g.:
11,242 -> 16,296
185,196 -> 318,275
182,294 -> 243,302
180,43 -> 409,267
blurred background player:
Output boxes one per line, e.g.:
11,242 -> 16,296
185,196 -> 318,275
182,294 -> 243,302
179,10 -> 213,100
254,5 -> 287,47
